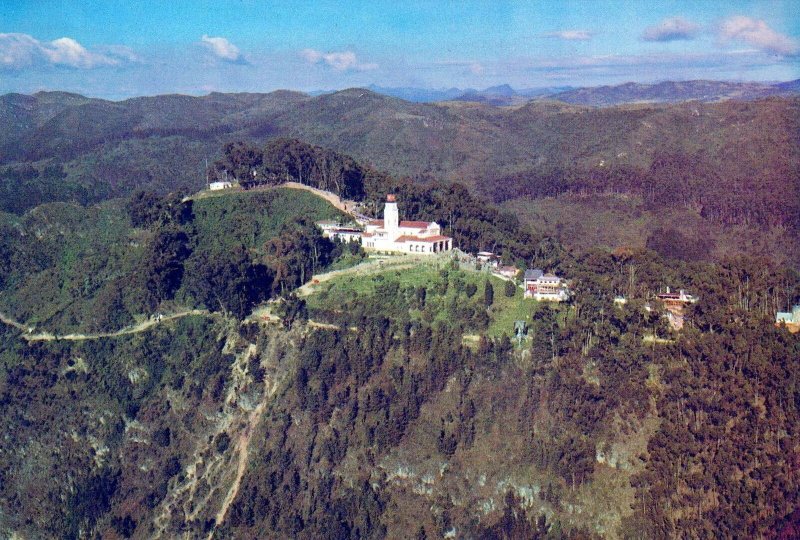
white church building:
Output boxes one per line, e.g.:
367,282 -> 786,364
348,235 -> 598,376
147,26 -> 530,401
362,194 -> 453,255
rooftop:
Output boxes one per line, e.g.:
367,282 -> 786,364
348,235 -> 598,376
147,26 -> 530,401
524,269 -> 544,280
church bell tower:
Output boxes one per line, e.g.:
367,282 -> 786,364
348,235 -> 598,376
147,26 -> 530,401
384,194 -> 399,237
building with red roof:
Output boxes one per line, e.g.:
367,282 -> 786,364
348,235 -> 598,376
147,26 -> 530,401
361,195 -> 453,255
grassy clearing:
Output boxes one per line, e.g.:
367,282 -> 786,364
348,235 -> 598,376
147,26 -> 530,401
488,289 -> 540,339
306,255 -> 558,338
192,187 -> 346,252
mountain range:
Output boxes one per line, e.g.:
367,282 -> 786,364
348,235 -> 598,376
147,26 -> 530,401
1,83 -> 798,266
0,80 -> 799,538
360,79 -> 800,105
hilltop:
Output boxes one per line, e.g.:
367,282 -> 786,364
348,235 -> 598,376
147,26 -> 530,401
1,87 -> 798,266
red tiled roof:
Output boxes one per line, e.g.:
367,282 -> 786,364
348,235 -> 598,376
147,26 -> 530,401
368,219 -> 383,226
415,235 -> 450,242
394,235 -> 451,243
400,220 -> 432,228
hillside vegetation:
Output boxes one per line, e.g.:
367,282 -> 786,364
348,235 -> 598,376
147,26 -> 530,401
0,187 -> 346,334
3,243 -> 798,538
0,90 -> 799,538
2,89 -> 797,265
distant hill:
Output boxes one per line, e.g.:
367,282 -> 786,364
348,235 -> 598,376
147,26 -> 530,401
362,80 -> 799,106
363,84 -> 573,104
365,84 -> 466,103
546,79 -> 800,106
1,86 -> 798,264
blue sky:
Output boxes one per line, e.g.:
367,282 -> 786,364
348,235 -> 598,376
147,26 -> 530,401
1,1 -> 798,98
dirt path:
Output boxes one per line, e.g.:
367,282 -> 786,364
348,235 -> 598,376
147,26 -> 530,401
295,257 -> 419,297
0,309 -> 212,342
208,382 -> 275,539
0,311 -> 29,332
282,181 -> 358,216
187,182 -> 366,221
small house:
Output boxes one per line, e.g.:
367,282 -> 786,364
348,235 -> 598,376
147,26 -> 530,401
477,251 -> 500,267
776,305 -> 800,333
209,180 -> 233,191
494,265 -> 519,279
524,271 -> 569,302
656,287 -> 698,331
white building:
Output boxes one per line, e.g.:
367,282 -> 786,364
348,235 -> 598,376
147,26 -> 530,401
361,194 -> 453,255
209,180 -> 233,191
477,251 -> 500,267
524,271 -> 569,301
317,221 -> 363,243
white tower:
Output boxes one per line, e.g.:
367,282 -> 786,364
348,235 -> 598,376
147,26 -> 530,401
384,194 -> 400,238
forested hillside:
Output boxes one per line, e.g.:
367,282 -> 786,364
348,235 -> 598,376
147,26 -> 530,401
1,89 -> 798,265
0,187 -> 349,334
1,88 -> 799,538
1,222 -> 798,538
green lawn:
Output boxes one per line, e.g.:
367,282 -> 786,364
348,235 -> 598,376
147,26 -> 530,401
306,257 -> 560,338
192,187 -> 347,252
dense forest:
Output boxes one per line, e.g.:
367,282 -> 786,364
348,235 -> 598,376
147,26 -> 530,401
481,150 -> 800,231
2,241 -> 797,538
0,136 -> 798,538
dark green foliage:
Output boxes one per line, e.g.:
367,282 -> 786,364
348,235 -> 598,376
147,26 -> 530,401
111,514 -> 137,538
184,246 -> 272,319
127,190 -> 193,229
645,227 -> 715,262
0,162 -> 101,215
142,226 -> 192,306
473,491 -> 547,539
66,468 -> 120,539
211,138 -> 367,199
215,432 -> 231,454
484,280 -> 494,307
504,280 -> 517,297
279,294 -> 308,329
263,218 -> 337,294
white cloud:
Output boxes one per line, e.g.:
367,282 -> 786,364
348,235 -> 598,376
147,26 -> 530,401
718,16 -> 798,55
300,48 -> 378,71
543,30 -> 594,41
642,17 -> 700,42
469,62 -> 484,75
0,33 -> 120,69
201,35 -> 244,63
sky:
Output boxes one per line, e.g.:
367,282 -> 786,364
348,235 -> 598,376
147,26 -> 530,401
1,0 -> 798,99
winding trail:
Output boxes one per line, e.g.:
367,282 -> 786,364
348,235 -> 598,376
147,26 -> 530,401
186,182 -> 368,222
0,309 -> 212,342
0,311 -> 29,333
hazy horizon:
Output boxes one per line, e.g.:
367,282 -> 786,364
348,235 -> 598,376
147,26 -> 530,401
2,1 -> 798,100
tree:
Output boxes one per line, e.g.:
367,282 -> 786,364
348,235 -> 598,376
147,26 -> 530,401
484,280 -> 494,308
142,226 -> 192,306
184,246 -> 272,319
504,280 -> 517,297
279,294 -> 308,329
263,219 -> 336,294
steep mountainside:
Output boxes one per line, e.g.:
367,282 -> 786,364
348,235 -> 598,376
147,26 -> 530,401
0,167 -> 798,538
